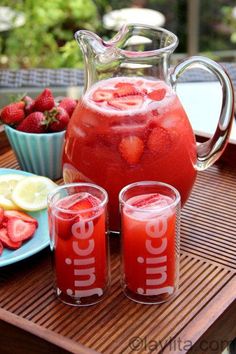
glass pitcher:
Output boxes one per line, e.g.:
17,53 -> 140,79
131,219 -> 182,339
63,25 -> 234,231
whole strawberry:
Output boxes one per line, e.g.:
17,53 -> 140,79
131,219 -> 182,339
22,95 -> 35,115
0,102 -> 25,125
33,88 -> 55,112
16,112 -> 46,133
46,107 -> 70,132
59,98 -> 77,117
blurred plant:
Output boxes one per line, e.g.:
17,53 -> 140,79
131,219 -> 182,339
221,5 -> 236,43
0,0 -> 103,69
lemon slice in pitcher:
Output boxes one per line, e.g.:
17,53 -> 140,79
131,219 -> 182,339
12,176 -> 57,211
0,174 -> 26,210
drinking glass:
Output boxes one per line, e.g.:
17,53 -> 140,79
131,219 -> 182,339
48,183 -> 110,306
119,181 -> 181,304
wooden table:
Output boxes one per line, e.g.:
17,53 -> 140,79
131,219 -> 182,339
0,135 -> 235,354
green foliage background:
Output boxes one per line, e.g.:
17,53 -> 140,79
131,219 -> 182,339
0,0 -> 102,68
0,0 -> 235,69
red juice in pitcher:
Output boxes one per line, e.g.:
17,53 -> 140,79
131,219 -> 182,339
63,77 -> 197,230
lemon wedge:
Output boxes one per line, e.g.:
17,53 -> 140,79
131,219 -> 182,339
12,176 -> 57,211
0,174 -> 26,210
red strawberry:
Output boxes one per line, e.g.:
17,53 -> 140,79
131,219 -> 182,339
59,98 -> 77,117
16,112 -> 45,133
55,214 -> 79,240
108,95 -> 144,110
119,136 -> 144,164
147,126 -> 172,155
0,207 -> 4,225
0,102 -> 25,125
46,107 -> 69,132
4,210 -> 38,227
148,89 -> 166,101
131,193 -> 161,208
7,218 -> 36,242
58,192 -> 99,219
71,194 -> 98,210
0,240 -> 3,255
92,89 -> 114,102
23,95 -> 35,115
114,83 -> 140,97
33,88 -> 55,112
0,227 -> 22,249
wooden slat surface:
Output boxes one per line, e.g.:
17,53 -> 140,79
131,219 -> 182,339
0,149 -> 236,354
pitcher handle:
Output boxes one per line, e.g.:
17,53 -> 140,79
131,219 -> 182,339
171,56 -> 234,171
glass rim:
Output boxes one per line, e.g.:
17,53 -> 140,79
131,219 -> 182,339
47,182 -> 108,214
119,181 -> 181,212
112,24 -> 178,58
76,25 -> 179,60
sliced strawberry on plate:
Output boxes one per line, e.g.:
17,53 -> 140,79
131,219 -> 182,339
0,207 -> 4,225
119,136 -> 144,164
108,95 -> 143,110
0,240 -> 3,255
0,227 -> 22,249
148,89 -> 166,101
4,210 -> 38,227
92,89 -> 114,102
7,218 -> 37,243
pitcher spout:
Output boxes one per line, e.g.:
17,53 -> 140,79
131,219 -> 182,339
75,30 -> 107,56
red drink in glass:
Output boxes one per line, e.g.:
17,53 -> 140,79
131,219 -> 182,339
63,77 -> 196,231
119,181 -> 180,304
48,184 -> 110,306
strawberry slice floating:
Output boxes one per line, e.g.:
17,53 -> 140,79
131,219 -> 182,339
131,193 -> 162,208
148,89 -> 166,101
57,192 -> 99,220
147,126 -> 172,155
7,218 -> 37,243
92,89 -> 114,102
114,83 -> 140,97
108,95 -> 144,110
70,193 -> 99,219
119,136 -> 144,164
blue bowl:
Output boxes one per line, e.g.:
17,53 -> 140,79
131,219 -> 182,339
4,125 -> 65,180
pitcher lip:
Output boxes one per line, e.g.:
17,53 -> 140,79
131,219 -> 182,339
106,24 -> 179,58
75,24 -> 179,58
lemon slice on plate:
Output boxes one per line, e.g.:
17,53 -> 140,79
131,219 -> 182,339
0,174 -> 26,210
12,176 -> 57,211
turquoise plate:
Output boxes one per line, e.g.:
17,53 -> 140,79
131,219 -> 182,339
0,168 -> 50,267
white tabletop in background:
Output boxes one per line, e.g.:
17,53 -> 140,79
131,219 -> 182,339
177,82 -> 236,144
